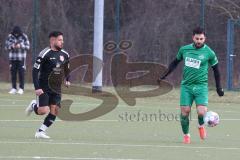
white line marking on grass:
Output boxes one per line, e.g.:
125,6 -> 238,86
0,156 -> 142,160
0,119 -> 54,122
1,119 -> 240,122
0,104 -> 180,109
0,141 -> 240,150
191,118 -> 240,121
0,119 -> 118,122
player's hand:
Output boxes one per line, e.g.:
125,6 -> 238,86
15,43 -> 21,49
35,89 -> 44,96
216,88 -> 224,97
157,76 -> 165,85
65,81 -> 71,88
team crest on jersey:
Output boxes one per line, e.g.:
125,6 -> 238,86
60,55 -> 64,62
198,55 -> 204,60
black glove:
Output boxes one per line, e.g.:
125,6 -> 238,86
157,76 -> 165,85
216,87 -> 224,97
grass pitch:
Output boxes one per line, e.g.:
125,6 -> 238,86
0,83 -> 240,160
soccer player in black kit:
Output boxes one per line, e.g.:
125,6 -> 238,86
25,31 -> 70,139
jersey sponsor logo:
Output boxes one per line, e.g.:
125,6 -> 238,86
56,63 -> 60,68
53,68 -> 61,74
53,63 -> 62,74
60,55 -> 64,62
185,57 -> 201,69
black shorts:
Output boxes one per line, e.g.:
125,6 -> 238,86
37,92 -> 61,107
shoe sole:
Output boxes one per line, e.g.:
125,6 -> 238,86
35,136 -> 50,139
25,106 -> 33,116
35,135 -> 50,139
25,101 -> 35,116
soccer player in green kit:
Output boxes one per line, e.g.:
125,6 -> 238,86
158,27 -> 224,144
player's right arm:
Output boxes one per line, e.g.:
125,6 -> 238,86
32,48 -> 50,96
32,56 -> 44,96
159,58 -> 181,80
158,47 -> 183,82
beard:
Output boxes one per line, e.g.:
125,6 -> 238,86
54,44 -> 62,51
194,42 -> 204,49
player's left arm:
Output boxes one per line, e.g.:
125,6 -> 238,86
209,49 -> 224,97
64,56 -> 71,87
212,63 -> 224,96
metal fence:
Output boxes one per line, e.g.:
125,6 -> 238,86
0,0 -> 240,90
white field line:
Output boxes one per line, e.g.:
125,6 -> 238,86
0,97 -> 239,105
0,141 -> 240,151
0,156 -> 142,160
191,118 -> 240,121
0,119 -> 118,122
0,104 -> 179,108
1,104 -> 240,115
0,119 -> 240,122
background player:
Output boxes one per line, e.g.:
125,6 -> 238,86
25,31 -> 70,139
158,27 -> 224,144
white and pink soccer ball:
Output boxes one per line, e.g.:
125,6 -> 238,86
204,111 -> 220,127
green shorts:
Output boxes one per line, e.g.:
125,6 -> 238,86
180,84 -> 208,107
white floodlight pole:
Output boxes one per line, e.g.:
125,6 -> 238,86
92,0 -> 104,92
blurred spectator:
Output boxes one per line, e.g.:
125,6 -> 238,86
5,26 -> 30,94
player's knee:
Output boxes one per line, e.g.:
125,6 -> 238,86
197,106 -> 207,116
54,108 -> 59,115
50,105 -> 59,115
182,111 -> 190,116
198,110 -> 206,116
37,106 -> 50,115
50,109 -> 58,116
181,107 -> 191,116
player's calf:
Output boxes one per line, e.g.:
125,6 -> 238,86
198,125 -> 207,140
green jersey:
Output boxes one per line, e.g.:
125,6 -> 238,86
176,43 -> 218,85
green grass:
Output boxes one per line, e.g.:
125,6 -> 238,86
0,83 -> 240,160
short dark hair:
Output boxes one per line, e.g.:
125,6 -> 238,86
192,27 -> 205,35
48,31 -> 63,38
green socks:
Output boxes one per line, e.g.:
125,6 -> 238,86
180,114 -> 189,134
198,115 -> 204,126
180,114 -> 204,134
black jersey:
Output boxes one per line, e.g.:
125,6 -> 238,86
33,47 -> 70,93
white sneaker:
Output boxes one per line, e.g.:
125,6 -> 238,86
35,131 -> 50,139
17,89 -> 24,94
25,100 -> 36,116
9,88 -> 17,94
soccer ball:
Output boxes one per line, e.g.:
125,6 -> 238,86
204,111 -> 220,127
